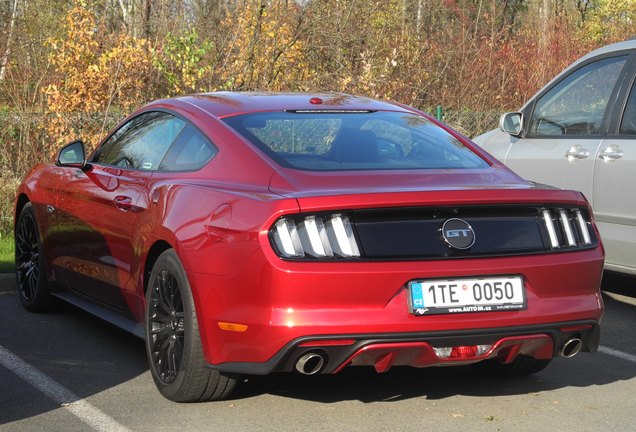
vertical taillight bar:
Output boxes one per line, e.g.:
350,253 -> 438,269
559,209 -> 576,247
542,209 -> 560,248
575,210 -> 592,245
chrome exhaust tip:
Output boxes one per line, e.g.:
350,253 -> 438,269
560,337 -> 583,358
295,352 -> 325,375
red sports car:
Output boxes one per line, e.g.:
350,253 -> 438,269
15,93 -> 604,402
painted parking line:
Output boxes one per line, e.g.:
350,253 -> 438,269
598,345 -> 636,364
0,345 -> 132,432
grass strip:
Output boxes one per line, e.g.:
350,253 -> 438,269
0,235 -> 14,274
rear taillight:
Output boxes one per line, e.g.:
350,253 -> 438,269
271,214 -> 361,259
540,207 -> 594,250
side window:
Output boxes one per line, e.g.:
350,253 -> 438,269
159,124 -> 218,171
620,80 -> 636,134
94,112 -> 186,170
529,55 -> 627,136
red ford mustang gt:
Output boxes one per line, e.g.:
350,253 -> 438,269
15,93 -> 604,402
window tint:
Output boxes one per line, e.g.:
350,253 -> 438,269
222,111 -> 488,171
620,80 -> 636,135
159,124 -> 217,171
529,56 -> 627,136
94,112 -> 186,170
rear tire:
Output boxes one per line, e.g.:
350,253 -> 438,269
473,355 -> 551,377
15,203 -> 53,312
145,249 -> 238,402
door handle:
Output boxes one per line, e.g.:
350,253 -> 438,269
564,145 -> 589,161
599,145 -> 623,162
114,195 -> 132,210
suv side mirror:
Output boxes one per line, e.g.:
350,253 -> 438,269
56,140 -> 88,169
499,112 -> 524,137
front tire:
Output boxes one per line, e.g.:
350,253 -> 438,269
15,202 -> 53,312
145,249 -> 238,402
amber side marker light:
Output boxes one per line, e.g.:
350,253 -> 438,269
218,322 -> 249,332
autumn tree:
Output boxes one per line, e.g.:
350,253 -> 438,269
43,1 -> 151,149
152,29 -> 214,95
217,0 -> 312,91
582,0 -> 636,43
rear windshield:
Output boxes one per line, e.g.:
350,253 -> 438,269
222,111 -> 488,171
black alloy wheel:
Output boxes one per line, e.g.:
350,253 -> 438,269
148,268 -> 185,384
15,203 -> 52,311
145,249 -> 238,402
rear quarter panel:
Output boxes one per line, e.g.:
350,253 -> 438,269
130,177 -> 299,357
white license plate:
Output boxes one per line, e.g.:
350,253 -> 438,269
409,276 -> 526,315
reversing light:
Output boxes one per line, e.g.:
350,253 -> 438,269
271,214 -> 361,259
433,347 -> 453,358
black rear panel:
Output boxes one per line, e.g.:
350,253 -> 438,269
352,205 -> 596,260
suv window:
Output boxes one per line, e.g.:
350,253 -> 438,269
159,124 -> 218,171
529,55 -> 628,136
94,112 -> 186,170
620,80 -> 636,134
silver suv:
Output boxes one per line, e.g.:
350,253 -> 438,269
474,39 -> 636,275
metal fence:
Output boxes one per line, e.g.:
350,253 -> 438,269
427,107 -> 501,139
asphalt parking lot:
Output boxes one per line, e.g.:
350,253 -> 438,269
1,272 -> 635,432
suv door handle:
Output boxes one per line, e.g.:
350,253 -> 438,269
599,145 -> 623,162
114,195 -> 132,210
564,145 -> 589,161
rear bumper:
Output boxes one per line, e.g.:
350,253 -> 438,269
191,247 -> 603,368
210,320 -> 600,375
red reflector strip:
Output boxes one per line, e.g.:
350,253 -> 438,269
298,339 -> 356,347
560,324 -> 593,332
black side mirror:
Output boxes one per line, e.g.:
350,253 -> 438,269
499,112 -> 524,137
56,140 -> 89,169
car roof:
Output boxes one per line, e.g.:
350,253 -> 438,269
146,92 -> 413,119
571,39 -> 636,66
